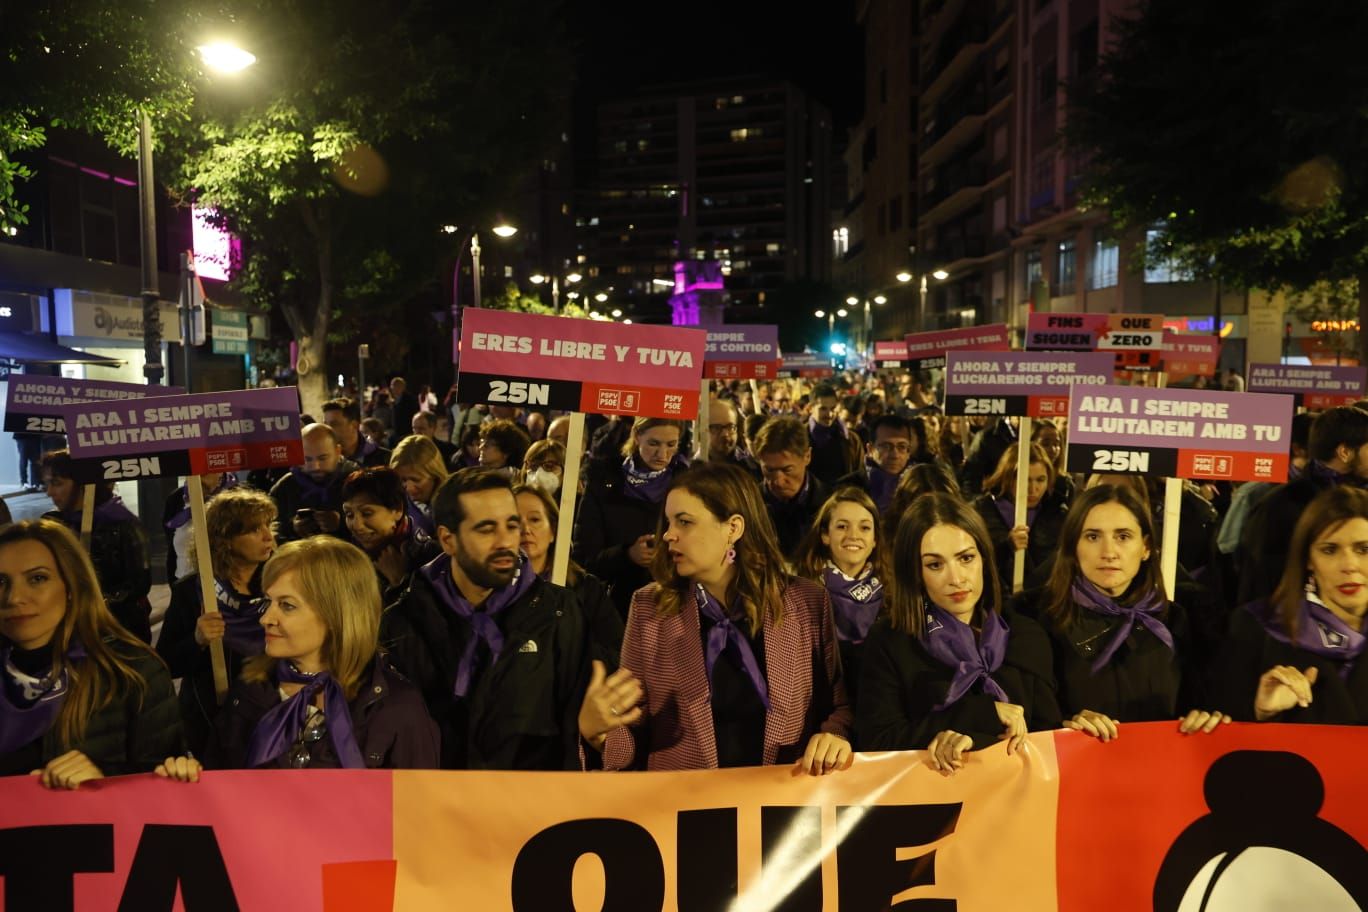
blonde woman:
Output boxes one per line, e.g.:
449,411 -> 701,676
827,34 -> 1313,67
157,537 -> 438,775
390,434 -> 449,535
0,520 -> 182,788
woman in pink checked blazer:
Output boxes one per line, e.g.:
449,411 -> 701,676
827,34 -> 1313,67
578,462 -> 854,773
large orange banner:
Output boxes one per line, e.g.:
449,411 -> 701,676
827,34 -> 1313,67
0,724 -> 1365,911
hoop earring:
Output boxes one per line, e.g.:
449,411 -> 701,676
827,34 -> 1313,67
724,545 -> 736,566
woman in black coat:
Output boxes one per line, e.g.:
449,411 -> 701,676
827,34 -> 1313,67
156,537 -> 438,778
973,443 -> 1067,595
0,520 -> 182,787
156,488 -> 277,755
1212,485 -> 1368,724
1019,484 -> 1228,740
571,418 -> 688,619
859,493 -> 1061,773
341,466 -> 441,603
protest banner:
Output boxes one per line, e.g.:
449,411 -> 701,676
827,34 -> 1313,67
873,340 -> 908,369
59,386 -> 303,699
903,323 -> 1010,371
1066,383 -> 1293,593
3,375 -> 185,546
700,325 -> 779,459
1247,362 -> 1368,410
1,724 -> 1363,911
456,309 -> 706,585
1162,331 -> 1220,379
944,351 -> 1114,592
1027,312 -> 1165,371
777,352 -> 834,379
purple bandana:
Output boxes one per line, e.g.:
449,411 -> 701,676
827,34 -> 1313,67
353,435 -> 378,463
1253,594 -> 1367,678
695,584 -> 770,710
245,661 -> 365,769
864,459 -> 900,512
213,578 -> 268,657
993,497 -> 1040,531
288,467 -> 340,508
165,475 -> 239,531
1070,576 -> 1173,672
921,606 -> 1009,711
58,495 -> 138,532
0,640 -> 86,753
406,498 -> 435,536
621,454 -> 685,504
421,552 -> 538,698
808,416 -> 848,450
822,562 -> 883,643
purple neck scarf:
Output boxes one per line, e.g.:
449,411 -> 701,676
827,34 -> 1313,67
288,467 -> 340,508
809,416 -> 848,450
695,584 -> 770,710
352,435 -> 378,463
165,475 -> 239,531
1254,594 -> 1367,678
1305,460 -> 1354,488
213,577 -> 268,656
621,454 -> 684,504
921,606 -> 1010,711
421,552 -> 538,698
406,498 -> 435,536
764,470 -> 811,507
822,562 -> 883,642
864,459 -> 901,512
60,495 -> 137,531
245,662 -> 365,769
1070,576 -> 1173,672
0,640 -> 86,753
993,497 -> 1040,530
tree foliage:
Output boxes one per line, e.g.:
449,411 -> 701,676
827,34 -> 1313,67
1066,0 -> 1368,359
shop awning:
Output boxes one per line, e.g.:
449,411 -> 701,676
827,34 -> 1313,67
0,333 -> 125,366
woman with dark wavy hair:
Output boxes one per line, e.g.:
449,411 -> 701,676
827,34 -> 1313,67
0,520 -> 181,787
1213,485 -> 1368,723
860,494 -> 1059,773
578,462 -> 852,772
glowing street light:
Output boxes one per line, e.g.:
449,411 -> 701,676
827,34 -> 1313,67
528,274 -> 547,284
845,296 -> 859,306
873,295 -> 886,305
836,308 -> 848,318
932,269 -> 950,280
814,310 -> 826,319
198,42 -> 256,73
595,292 -> 608,302
491,223 -> 518,239
611,308 -> 623,318
896,271 -> 913,283
566,272 -> 583,284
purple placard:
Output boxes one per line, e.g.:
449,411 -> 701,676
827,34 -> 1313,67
1247,363 -> 1368,410
1066,384 -> 1293,482
704,325 -> 779,362
944,352 -> 1115,397
4,376 -> 184,434
59,387 -> 303,483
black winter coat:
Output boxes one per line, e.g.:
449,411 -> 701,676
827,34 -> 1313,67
858,608 -> 1062,751
572,457 -> 679,619
380,572 -> 591,770
1236,467 -> 1344,605
203,656 -> 439,769
45,508 -> 151,643
0,640 -> 183,777
764,473 -> 832,558
1209,605 -> 1368,724
268,460 -> 360,543
973,492 -> 1067,595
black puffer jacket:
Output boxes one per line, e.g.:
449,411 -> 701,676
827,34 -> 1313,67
0,639 -> 183,777
45,506 -> 151,643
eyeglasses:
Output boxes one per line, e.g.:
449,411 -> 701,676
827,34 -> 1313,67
286,709 -> 327,768
874,442 -> 912,454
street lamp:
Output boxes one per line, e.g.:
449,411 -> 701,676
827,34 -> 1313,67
450,222 -> 519,366
491,222 -> 518,239
896,272 -> 913,283
197,43 -> 256,72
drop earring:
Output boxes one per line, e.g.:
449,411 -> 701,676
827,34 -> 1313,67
724,543 -> 736,565
1305,571 -> 1319,596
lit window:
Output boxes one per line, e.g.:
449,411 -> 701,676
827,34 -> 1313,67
504,266 -> 514,278
561,203 -> 569,215
766,242 -> 782,255
637,139 -> 649,151
1057,240 -> 1076,295
1090,239 -> 1119,289
732,95 -> 745,104
1144,229 -> 1194,283
730,128 -> 750,142
832,227 -> 849,258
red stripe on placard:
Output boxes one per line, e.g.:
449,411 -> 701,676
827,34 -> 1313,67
577,383 -> 700,420
188,439 -> 304,475
705,360 -> 780,380
1026,395 -> 1071,417
1174,449 -> 1289,483
1306,392 -> 1362,410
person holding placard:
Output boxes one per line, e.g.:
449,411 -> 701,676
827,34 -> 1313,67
269,424 -> 359,544
390,434 -> 449,535
162,471 -> 237,584
157,489 -> 277,755
1030,420 -> 1075,506
573,418 -> 689,620
857,494 -> 1060,770
381,468 -> 591,770
578,463 -> 853,773
40,450 -> 152,643
1022,485 -> 1229,740
512,482 -> 623,666
158,537 -> 439,775
1212,486 -> 1368,724
974,444 -> 1067,598
793,487 -> 888,710
341,467 -> 441,601
0,520 -> 182,786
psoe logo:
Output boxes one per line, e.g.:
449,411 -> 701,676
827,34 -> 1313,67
269,444 -> 289,463
597,389 -> 641,413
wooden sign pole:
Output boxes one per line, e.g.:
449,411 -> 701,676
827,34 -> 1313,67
79,484 -> 95,551
551,412 -> 587,586
187,475 -> 229,701
1160,477 -> 1182,600
697,378 -> 711,461
1012,426 -> 1031,594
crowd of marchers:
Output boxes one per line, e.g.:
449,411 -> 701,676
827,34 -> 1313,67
2,367 -> 1364,789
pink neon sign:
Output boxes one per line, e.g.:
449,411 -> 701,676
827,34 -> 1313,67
192,206 -> 239,281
